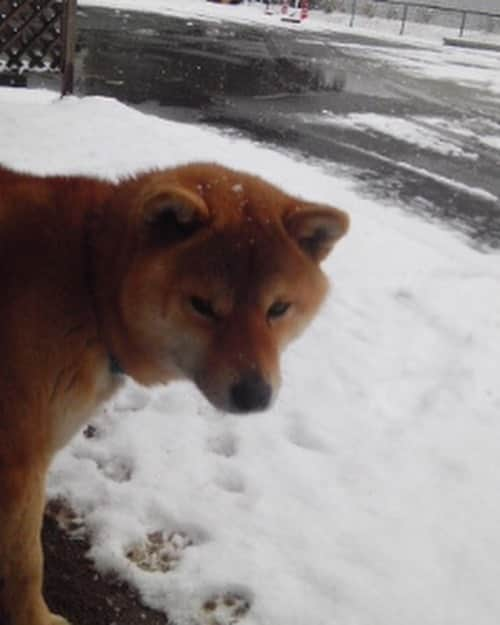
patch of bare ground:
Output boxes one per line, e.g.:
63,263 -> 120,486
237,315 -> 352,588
42,512 -> 169,625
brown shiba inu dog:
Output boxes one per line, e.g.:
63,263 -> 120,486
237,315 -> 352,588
0,162 -> 348,624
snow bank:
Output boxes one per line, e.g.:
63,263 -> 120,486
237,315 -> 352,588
1,88 -> 500,625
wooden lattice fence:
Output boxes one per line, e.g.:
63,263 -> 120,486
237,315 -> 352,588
0,0 -> 77,94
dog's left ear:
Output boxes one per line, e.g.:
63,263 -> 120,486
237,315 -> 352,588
284,203 -> 349,263
140,183 -> 210,244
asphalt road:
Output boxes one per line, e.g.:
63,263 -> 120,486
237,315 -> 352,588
35,6 -> 500,249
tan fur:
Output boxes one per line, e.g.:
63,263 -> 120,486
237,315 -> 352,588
0,162 -> 348,624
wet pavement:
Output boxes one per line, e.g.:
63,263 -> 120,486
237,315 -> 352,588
35,6 -> 500,249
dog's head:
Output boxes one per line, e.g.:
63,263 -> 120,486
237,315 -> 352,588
100,164 -> 348,413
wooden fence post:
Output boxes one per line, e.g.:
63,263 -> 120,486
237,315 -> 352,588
350,0 -> 357,28
459,11 -> 467,37
400,3 -> 409,35
61,0 -> 77,96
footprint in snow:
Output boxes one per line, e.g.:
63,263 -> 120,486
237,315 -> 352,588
199,591 -> 251,625
126,530 -> 193,573
207,430 -> 238,458
45,498 -> 84,535
112,384 -> 151,413
394,288 -> 414,302
214,466 -> 246,494
126,525 -> 208,573
285,411 -> 329,453
97,456 -> 133,483
80,428 -> 135,483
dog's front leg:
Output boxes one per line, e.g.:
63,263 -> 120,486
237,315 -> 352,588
0,461 -> 70,625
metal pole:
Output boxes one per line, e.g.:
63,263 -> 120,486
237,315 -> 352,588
61,0 -> 77,96
400,3 -> 409,35
350,0 -> 357,28
459,11 -> 467,37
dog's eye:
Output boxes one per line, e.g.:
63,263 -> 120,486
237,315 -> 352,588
267,301 -> 291,320
190,296 -> 217,320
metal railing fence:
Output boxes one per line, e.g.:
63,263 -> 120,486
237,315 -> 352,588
339,0 -> 500,37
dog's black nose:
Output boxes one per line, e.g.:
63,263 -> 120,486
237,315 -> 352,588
230,372 -> 272,413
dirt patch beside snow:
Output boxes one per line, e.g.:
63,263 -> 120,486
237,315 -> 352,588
42,514 -> 169,625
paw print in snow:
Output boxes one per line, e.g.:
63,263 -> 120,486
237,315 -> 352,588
98,456 -> 133,483
45,498 -> 84,535
126,530 -> 192,573
113,384 -> 151,413
199,592 -> 251,625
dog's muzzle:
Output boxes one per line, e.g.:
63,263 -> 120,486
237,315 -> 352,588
229,371 -> 272,413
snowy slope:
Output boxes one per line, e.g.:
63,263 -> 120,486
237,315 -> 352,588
1,88 -> 500,625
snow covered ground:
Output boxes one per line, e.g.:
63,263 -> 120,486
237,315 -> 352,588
77,0 -> 500,100
2,86 -> 499,625
292,111 -> 500,204
296,111 -> 481,160
80,0 -> 500,44
342,42 -> 500,96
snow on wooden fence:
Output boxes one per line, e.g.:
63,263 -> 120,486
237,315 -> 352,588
0,0 -> 77,94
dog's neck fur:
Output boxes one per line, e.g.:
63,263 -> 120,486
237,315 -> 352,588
84,176 -> 179,387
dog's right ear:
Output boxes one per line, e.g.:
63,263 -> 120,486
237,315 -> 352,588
284,202 -> 349,263
140,183 -> 210,245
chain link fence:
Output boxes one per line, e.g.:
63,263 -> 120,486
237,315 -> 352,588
317,0 -> 500,37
